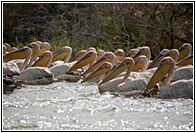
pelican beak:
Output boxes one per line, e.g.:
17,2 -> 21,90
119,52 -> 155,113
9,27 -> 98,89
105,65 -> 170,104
81,65 -> 108,83
67,52 -> 94,72
52,49 -> 67,63
115,53 -> 124,62
32,51 -> 52,67
132,50 -> 141,61
126,52 -> 133,58
3,47 -> 31,62
70,51 -> 86,62
145,61 -> 170,93
39,46 -> 48,56
28,44 -> 36,54
81,55 -> 111,76
177,46 -> 189,61
99,61 -> 129,85
177,55 -> 193,66
147,53 -> 165,69
132,59 -> 143,71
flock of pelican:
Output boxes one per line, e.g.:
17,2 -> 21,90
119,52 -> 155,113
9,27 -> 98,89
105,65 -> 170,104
3,42 -> 193,99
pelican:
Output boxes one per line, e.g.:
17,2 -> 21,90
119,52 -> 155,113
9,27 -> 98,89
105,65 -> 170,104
79,52 -> 116,77
37,41 -> 50,56
132,46 -> 151,62
31,51 -> 53,68
177,43 -> 192,62
13,51 -> 54,85
3,47 -> 32,71
148,43 -> 192,69
64,50 -> 97,73
81,62 -> 113,83
147,49 -> 169,69
126,48 -> 139,58
96,49 -> 105,61
70,50 -> 87,62
49,50 -> 97,82
99,57 -> 153,94
87,47 -> 96,52
114,49 -> 125,62
132,55 -> 148,72
49,46 -> 72,67
147,49 -> 179,69
145,57 -> 193,99
3,43 -> 12,53
52,46 -> 72,63
25,42 -> 41,68
13,67 -> 54,85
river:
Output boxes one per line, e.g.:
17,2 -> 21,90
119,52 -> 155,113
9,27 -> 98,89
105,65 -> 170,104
3,80 -> 193,131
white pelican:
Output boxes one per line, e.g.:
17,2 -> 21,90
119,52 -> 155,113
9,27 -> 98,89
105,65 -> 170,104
63,50 -> 97,73
147,49 -> 169,69
98,57 -> 153,94
79,52 -> 116,77
3,47 -> 32,71
177,43 -> 192,62
49,50 -> 97,82
70,50 -> 87,62
37,41 -> 51,56
148,43 -> 192,69
114,49 -> 125,62
147,49 -> 179,69
13,51 -> 54,85
25,42 -> 41,68
3,43 -> 12,53
49,46 -> 72,67
96,49 -> 105,61
145,57 -> 193,99
50,49 -> 87,74
81,62 -> 113,83
31,51 -> 53,68
132,46 -> 151,61
126,48 -> 139,58
132,55 -> 148,72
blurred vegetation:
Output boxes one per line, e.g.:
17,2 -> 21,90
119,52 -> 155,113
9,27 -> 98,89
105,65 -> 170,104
3,3 -> 193,59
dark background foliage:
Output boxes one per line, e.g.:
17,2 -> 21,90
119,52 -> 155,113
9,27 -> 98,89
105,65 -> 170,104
3,3 -> 193,59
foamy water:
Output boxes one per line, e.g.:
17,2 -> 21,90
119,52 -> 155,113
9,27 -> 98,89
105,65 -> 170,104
3,81 -> 193,131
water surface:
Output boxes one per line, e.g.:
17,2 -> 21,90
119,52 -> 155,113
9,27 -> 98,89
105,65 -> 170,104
3,81 -> 193,131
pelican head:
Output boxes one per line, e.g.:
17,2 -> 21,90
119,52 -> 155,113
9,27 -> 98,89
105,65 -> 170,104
70,50 -> 87,62
4,43 -> 11,52
126,49 -> 139,58
99,57 -> 134,85
114,49 -> 125,62
32,51 -> 53,67
52,46 -> 72,63
39,42 -> 50,56
27,42 -> 40,55
3,47 -> 32,62
96,49 -> 105,61
147,49 -> 179,69
145,57 -> 174,93
81,52 -> 115,77
67,51 -> 97,72
81,62 -> 112,83
133,46 -> 151,61
132,55 -> 148,72
87,47 -> 96,52
177,43 -> 192,61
